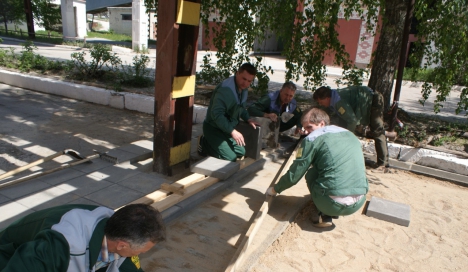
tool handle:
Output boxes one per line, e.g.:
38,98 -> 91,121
0,154 -> 100,190
0,151 -> 65,180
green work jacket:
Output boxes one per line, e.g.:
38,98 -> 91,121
0,204 -> 143,272
331,86 -> 374,132
274,125 -> 368,197
204,76 -> 250,134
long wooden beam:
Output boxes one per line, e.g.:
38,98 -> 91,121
225,141 -> 303,272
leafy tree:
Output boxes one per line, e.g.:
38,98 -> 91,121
31,0 -> 61,33
0,0 -> 24,33
146,0 -> 468,115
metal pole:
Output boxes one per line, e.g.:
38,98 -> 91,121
389,0 -> 415,131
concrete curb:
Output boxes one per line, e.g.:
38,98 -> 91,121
1,69 -> 467,181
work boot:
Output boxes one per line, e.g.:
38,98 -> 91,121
385,131 -> 397,142
369,162 -> 390,173
197,135 -> 207,157
311,212 -> 333,228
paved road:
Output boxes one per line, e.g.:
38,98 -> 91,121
1,36 -> 466,123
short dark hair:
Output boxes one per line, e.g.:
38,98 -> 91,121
312,86 -> 332,101
105,204 -> 166,249
301,107 -> 330,126
282,81 -> 297,91
238,63 -> 257,76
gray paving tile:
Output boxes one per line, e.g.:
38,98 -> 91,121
60,175 -> 114,197
118,139 -> 153,154
0,179 -> 51,200
0,193 -> 10,204
191,157 -> 240,180
38,168 -> 86,185
84,184 -> 143,210
117,172 -> 167,193
0,201 -> 35,230
67,197 -> 103,207
71,158 -> 113,174
15,185 -> 81,210
366,196 -> 411,227
88,164 -> 141,183
106,149 -> 139,164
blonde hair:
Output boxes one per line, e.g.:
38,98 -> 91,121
301,108 -> 330,125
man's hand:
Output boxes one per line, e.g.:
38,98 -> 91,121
295,127 -> 309,136
264,113 -> 278,122
247,118 -> 261,129
265,187 -> 277,196
231,129 -> 245,146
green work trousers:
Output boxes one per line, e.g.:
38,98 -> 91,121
202,122 -> 245,162
369,92 -> 389,167
311,191 -> 367,217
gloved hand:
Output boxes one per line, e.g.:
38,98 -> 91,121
265,187 -> 277,196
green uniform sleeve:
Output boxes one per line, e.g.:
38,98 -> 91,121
210,89 -> 236,134
0,230 -> 69,272
116,256 -> 144,272
334,100 -> 358,132
247,95 -> 271,117
274,139 -> 315,193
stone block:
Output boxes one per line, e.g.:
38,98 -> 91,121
252,117 -> 280,149
190,156 -> 240,180
366,196 -> 410,227
235,122 -> 262,160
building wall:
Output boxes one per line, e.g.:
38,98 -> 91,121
108,7 -> 133,36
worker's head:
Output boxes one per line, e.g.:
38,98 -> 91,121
301,108 -> 330,134
235,63 -> 257,90
105,204 -> 166,257
279,81 -> 297,105
312,86 -> 332,107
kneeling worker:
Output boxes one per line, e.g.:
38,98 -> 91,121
248,81 -> 303,134
266,108 -> 368,228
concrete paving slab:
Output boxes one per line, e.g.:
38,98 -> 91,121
84,184 -> 143,210
117,172 -> 167,194
235,122 -> 262,160
366,196 -> 411,227
67,197 -> 102,207
0,194 -> 10,204
72,158 -> 114,173
191,157 -> 240,180
60,175 -> 114,197
0,179 -> 51,199
38,168 -> 86,185
15,186 -> 81,211
0,202 -> 35,230
88,164 -> 141,183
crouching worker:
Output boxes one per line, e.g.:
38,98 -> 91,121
266,108 -> 368,228
0,204 -> 166,271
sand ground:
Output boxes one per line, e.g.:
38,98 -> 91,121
251,169 -> 468,271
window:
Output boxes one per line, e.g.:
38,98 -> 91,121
122,14 -> 131,21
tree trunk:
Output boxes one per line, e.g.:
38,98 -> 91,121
368,0 -> 407,112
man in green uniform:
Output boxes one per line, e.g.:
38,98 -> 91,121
248,81 -> 303,134
313,86 -> 396,172
266,108 -> 369,228
198,63 -> 260,162
0,204 -> 165,272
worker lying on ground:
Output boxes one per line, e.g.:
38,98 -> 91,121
247,81 -> 304,134
313,86 -> 396,173
266,108 -> 369,228
0,204 -> 166,271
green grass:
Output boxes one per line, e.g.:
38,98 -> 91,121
86,31 -> 132,43
0,28 -> 63,44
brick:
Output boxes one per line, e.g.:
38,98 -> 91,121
366,196 -> 411,227
190,157 -> 240,180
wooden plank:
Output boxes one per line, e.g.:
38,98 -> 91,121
160,173 -> 205,195
152,176 -> 218,211
225,140 -> 303,272
128,189 -> 171,206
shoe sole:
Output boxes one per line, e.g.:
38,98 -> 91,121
313,222 -> 333,228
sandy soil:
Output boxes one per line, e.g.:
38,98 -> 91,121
251,169 -> 468,271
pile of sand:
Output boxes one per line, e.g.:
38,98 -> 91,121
251,169 -> 468,271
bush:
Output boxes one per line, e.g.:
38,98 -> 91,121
69,43 -> 121,79
119,54 -> 153,87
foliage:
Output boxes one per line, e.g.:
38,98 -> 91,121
411,0 -> 468,115
31,0 -> 62,31
86,31 -> 132,43
18,40 -> 60,72
69,43 -> 121,79
0,0 -> 23,32
335,68 -> 370,88
119,54 -> 153,87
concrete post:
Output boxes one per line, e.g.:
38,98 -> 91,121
61,0 -> 76,39
60,0 -> 86,39
132,0 -> 149,51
